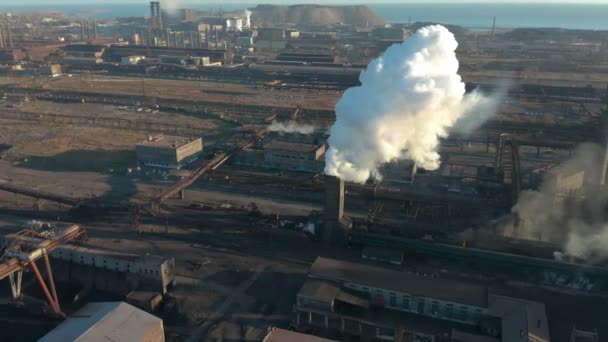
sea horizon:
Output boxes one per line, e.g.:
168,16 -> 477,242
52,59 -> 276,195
0,2 -> 607,31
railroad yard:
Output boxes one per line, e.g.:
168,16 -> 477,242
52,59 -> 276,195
0,3 -> 607,342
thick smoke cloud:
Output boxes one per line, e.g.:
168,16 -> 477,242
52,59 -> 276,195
324,25 -> 495,183
268,120 -> 315,134
501,143 -> 608,263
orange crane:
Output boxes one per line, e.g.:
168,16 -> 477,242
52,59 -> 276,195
0,225 -> 86,317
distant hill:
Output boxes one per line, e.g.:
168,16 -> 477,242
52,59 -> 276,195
251,4 -> 386,28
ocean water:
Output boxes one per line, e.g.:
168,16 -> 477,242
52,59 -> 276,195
1,3 -> 608,31
371,3 -> 608,30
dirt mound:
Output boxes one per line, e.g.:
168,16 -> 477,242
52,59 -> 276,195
252,4 -> 386,28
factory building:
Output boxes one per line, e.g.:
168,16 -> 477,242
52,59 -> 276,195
103,45 -> 226,64
63,44 -> 106,65
0,48 -> 26,64
136,134 -> 203,169
294,257 -> 550,342
39,301 -> 164,342
258,28 -> 286,41
372,26 -> 410,42
263,140 -> 325,172
51,244 -> 176,294
234,131 -> 326,172
263,327 -> 337,342
121,55 -> 146,65
226,17 -> 244,31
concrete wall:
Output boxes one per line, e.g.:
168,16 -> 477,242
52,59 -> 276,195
136,137 -> 202,168
295,308 -> 399,341
263,145 -> 325,172
50,246 -> 175,294
175,138 -> 203,163
342,282 -> 486,326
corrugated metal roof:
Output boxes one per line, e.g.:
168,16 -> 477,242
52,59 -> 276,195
38,302 -> 162,342
310,257 -> 488,308
488,294 -> 550,342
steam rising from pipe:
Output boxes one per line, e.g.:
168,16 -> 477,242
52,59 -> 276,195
244,9 -> 252,28
324,25 -> 496,183
268,120 -> 315,134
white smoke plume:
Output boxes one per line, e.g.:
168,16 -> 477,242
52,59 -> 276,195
268,120 -> 315,134
243,9 -> 252,28
501,143 -> 608,263
324,25 -> 495,183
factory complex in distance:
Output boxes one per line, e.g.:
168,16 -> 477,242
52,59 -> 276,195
0,1 -> 605,342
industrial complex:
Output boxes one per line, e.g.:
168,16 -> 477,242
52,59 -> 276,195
0,1 -> 605,342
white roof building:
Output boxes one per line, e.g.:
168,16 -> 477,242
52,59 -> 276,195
38,302 -> 164,342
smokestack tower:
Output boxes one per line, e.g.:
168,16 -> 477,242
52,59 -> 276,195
491,16 -> 496,38
601,137 -> 608,186
6,24 -> 13,47
205,27 -> 210,49
85,21 -> 90,40
323,175 -> 345,245
0,27 -> 5,49
150,1 -> 163,31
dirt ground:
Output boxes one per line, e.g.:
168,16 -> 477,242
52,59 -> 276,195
0,100 -> 235,173
12,75 -> 341,111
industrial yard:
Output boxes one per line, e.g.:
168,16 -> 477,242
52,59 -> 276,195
0,2 -> 606,342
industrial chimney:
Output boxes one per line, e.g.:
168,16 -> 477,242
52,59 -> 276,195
150,1 -> 163,31
323,175 -> 345,244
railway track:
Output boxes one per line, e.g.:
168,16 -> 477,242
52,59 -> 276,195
0,109 -> 206,136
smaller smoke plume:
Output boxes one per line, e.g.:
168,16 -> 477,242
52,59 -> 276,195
243,9 -> 252,28
501,143 -> 608,263
160,0 -> 181,14
449,83 -> 509,136
268,120 -> 315,134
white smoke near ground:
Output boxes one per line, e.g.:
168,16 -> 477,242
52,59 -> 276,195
268,120 -> 315,134
500,143 -> 608,263
243,9 -> 252,28
324,25 -> 497,183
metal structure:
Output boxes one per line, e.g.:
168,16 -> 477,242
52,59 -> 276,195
0,182 -> 81,207
150,116 -> 273,212
149,1 -> 163,31
349,230 -> 608,278
495,133 -> 522,198
0,225 -> 86,317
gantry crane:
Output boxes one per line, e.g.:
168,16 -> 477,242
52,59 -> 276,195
0,224 -> 86,317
